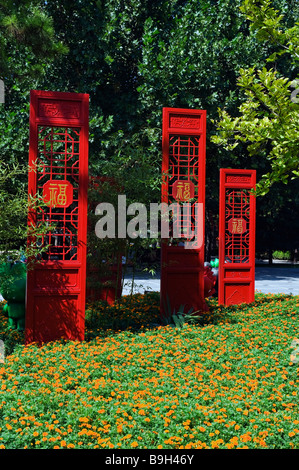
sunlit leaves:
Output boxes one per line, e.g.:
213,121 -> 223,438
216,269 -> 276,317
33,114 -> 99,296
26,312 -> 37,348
212,0 -> 299,195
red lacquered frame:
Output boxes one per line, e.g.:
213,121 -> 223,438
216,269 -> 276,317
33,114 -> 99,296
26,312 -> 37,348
218,168 -> 256,306
160,107 -> 207,318
25,90 -> 89,344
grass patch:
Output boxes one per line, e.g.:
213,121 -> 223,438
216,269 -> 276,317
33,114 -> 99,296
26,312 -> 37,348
0,292 -> 299,449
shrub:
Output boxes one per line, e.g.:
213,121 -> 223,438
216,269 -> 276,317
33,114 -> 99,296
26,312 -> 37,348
272,250 -> 292,260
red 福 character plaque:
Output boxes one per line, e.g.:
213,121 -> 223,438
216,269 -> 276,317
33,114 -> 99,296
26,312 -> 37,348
25,90 -> 89,344
218,169 -> 256,306
160,107 -> 207,318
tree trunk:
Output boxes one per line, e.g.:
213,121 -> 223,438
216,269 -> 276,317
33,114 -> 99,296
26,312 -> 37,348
268,248 -> 273,265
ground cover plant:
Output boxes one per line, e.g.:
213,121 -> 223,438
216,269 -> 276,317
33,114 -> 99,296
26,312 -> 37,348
0,292 -> 298,449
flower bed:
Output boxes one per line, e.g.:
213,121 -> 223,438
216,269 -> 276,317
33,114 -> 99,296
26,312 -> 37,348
0,292 -> 299,449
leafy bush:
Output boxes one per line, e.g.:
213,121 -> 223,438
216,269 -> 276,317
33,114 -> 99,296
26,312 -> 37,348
85,292 -> 161,340
0,301 -> 24,355
272,250 -> 292,260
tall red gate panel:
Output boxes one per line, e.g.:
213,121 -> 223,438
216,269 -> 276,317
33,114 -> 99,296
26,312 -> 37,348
160,107 -> 207,318
25,90 -> 89,344
218,169 -> 256,306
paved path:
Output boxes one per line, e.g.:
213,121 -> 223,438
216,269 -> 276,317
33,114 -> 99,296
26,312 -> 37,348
254,266 -> 299,295
122,265 -> 299,296
1,265 -> 298,302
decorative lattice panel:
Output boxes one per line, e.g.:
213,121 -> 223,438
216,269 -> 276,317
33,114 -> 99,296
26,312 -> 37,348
224,189 -> 251,263
219,169 -> 256,306
160,108 -> 207,317
167,135 -> 201,241
36,126 -> 80,261
26,90 -> 89,344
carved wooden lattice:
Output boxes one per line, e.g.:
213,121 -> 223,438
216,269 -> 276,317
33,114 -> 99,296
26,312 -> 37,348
224,189 -> 250,263
219,169 -> 256,306
160,108 -> 207,317
36,127 -> 80,261
167,135 -> 201,241
26,90 -> 89,344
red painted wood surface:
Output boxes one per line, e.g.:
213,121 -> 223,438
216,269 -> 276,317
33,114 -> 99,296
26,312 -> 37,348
218,169 -> 256,306
25,90 -> 89,343
160,107 -> 207,318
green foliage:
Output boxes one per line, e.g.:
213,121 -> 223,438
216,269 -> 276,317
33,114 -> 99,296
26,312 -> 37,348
240,0 -> 299,59
272,250 -> 292,260
0,159 -> 56,275
161,294 -> 201,328
0,0 -> 298,266
0,301 -> 24,355
0,0 -> 68,271
85,292 -> 161,340
0,0 -> 68,81
87,178 -> 125,289
212,0 -> 299,195
0,162 -> 27,257
0,293 -> 299,449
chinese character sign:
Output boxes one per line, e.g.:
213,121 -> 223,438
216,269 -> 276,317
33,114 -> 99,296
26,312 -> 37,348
172,180 -> 195,201
228,218 -> 247,235
43,180 -> 73,208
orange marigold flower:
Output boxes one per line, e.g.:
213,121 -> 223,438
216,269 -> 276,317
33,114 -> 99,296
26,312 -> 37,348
79,417 -> 89,422
211,439 -> 224,448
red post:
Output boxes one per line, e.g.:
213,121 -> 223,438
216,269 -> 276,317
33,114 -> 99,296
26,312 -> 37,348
218,169 -> 256,306
25,90 -> 89,343
160,107 -> 207,318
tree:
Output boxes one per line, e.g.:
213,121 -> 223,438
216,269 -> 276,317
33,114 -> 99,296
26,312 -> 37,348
42,0 -> 298,260
211,0 -> 299,195
0,0 -> 67,81
1,0 -> 298,268
0,0 -> 67,264
44,0 -> 277,199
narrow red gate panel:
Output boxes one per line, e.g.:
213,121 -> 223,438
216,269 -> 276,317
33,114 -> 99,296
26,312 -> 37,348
160,108 -> 207,318
25,90 -> 89,344
218,169 -> 256,306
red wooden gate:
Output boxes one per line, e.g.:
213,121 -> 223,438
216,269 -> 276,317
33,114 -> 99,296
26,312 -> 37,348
160,107 -> 207,318
218,169 -> 256,306
25,90 -> 89,344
